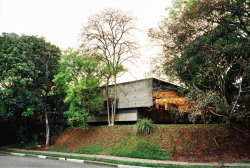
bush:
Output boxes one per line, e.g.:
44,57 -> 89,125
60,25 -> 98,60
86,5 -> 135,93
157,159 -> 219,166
136,119 -> 155,135
188,113 -> 199,124
169,108 -> 184,124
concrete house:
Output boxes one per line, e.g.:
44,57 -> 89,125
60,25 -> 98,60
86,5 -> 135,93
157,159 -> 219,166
89,78 -> 186,123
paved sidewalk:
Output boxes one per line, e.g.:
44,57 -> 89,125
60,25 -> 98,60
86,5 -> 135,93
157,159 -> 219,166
1,147 -> 250,167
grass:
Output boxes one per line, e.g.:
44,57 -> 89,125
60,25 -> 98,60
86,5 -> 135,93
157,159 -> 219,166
76,144 -> 105,154
49,124 -> 235,161
73,136 -> 170,160
240,159 -> 250,163
183,138 -> 189,151
157,124 -> 225,128
7,150 -> 214,168
23,124 -> 249,165
109,143 -> 170,160
51,125 -> 171,160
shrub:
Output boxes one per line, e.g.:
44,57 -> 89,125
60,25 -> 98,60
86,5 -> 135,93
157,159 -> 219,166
169,108 -> 184,124
136,119 -> 155,135
188,113 -> 199,124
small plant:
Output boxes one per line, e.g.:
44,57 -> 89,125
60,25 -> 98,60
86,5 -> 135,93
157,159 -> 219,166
183,138 -> 189,151
172,138 -> 177,153
178,130 -> 182,140
192,139 -> 197,148
136,119 -> 155,135
219,161 -> 225,167
190,139 -> 197,156
190,148 -> 194,156
170,136 -> 177,154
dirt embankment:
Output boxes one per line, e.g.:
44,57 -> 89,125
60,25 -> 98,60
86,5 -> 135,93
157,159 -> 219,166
49,124 -> 250,162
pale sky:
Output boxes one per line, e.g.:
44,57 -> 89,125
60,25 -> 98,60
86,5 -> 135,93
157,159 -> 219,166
0,0 -> 172,83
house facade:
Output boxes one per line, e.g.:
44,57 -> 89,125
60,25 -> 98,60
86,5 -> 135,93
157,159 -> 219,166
89,78 -> 188,123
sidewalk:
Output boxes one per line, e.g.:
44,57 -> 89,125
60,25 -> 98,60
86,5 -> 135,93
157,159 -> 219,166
1,147 -> 250,167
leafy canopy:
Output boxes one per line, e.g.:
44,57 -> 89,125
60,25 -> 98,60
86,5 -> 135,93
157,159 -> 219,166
0,32 -> 60,118
54,49 -> 104,128
0,32 -> 60,144
150,0 -> 249,123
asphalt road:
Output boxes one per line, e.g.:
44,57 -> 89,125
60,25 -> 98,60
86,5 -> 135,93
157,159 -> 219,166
0,153 -> 112,168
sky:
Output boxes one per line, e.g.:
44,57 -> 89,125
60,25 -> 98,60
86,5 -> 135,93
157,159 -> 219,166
0,0 -> 172,83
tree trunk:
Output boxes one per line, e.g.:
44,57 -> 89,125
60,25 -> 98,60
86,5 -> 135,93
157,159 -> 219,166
111,74 -> 117,126
45,111 -> 50,148
45,63 -> 50,148
106,79 -> 111,126
226,117 -> 231,125
222,95 -> 231,125
219,75 -> 231,125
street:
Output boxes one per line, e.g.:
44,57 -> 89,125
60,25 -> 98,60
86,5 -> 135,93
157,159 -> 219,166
0,153 -> 112,168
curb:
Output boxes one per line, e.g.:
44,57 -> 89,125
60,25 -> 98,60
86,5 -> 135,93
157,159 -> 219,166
0,151 -> 147,168
66,158 -> 84,164
84,160 -> 118,167
118,166 -> 149,168
10,152 -> 25,157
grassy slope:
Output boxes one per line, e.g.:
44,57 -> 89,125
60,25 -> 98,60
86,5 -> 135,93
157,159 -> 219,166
51,125 -> 170,160
50,124 -> 250,162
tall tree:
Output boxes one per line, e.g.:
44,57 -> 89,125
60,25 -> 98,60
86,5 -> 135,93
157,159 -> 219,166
33,41 -> 60,148
54,49 -> 104,128
0,33 -> 60,146
80,8 -> 138,126
149,0 -> 249,124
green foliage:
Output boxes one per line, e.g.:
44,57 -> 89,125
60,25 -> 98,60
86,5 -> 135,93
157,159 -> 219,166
54,48 -> 104,128
50,124 -> 65,139
169,108 -> 184,124
14,124 -> 65,149
136,119 -> 155,135
74,127 -> 169,160
0,32 -> 60,144
192,139 -> 197,148
178,131 -> 194,152
188,113 -> 199,124
46,124 -> 237,164
0,32 -> 60,117
186,0 -> 195,7
150,0 -> 250,124
183,138 -> 188,151
171,137 -> 177,153
22,106 -> 35,117
240,159 -> 250,163
52,125 -> 171,161
190,139 -> 197,155
218,161 -> 225,167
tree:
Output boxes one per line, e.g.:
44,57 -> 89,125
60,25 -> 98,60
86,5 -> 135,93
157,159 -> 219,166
53,49 -> 104,128
0,33 -> 60,146
32,39 -> 60,148
80,8 -> 138,126
149,0 -> 249,124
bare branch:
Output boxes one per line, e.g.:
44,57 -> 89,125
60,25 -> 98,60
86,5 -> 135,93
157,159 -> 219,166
79,8 -> 138,126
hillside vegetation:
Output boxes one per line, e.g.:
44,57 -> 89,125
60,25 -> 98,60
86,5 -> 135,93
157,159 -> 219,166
49,124 -> 250,162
